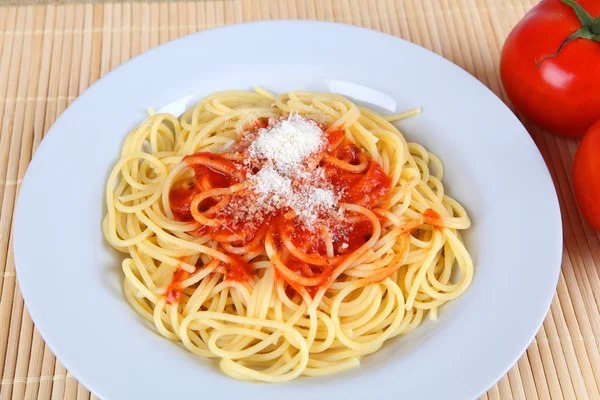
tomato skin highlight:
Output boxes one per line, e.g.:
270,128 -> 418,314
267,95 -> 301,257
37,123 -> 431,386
500,0 -> 600,137
574,120 -> 600,231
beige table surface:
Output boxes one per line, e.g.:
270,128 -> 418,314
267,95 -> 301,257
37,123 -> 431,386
1,1 -> 599,399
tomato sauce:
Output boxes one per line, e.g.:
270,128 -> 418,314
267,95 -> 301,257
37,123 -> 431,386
165,268 -> 191,305
169,153 -> 241,221
422,208 -> 443,230
169,184 -> 196,221
323,141 -> 392,207
168,121 -> 393,300
225,254 -> 255,282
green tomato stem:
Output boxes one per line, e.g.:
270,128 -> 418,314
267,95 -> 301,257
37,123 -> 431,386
536,0 -> 600,67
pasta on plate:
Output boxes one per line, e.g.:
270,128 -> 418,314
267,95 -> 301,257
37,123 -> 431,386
103,88 -> 473,382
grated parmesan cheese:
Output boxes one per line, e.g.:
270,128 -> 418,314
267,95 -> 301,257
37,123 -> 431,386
223,114 -> 343,230
247,114 -> 324,176
247,165 -> 338,227
250,166 -> 293,208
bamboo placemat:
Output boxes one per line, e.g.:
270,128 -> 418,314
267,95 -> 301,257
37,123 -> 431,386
1,1 -> 599,399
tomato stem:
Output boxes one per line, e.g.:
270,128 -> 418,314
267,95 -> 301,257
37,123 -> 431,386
536,0 -> 600,67
562,0 -> 593,26
592,17 -> 600,35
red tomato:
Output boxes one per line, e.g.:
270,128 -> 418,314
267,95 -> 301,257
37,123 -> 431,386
573,120 -> 600,231
500,0 -> 600,137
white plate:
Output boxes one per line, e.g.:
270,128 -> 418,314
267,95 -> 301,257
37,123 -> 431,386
13,21 -> 562,400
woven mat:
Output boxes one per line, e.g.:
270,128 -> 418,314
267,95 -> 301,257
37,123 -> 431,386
1,1 -> 599,399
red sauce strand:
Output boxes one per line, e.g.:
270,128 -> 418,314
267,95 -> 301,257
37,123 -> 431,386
165,268 -> 191,305
423,208 -> 443,230
225,254 -> 255,282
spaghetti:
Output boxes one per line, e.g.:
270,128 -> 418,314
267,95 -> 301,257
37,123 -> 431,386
103,89 -> 473,382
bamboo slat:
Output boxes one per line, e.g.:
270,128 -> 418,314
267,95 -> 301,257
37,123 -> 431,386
1,1 -> 599,399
